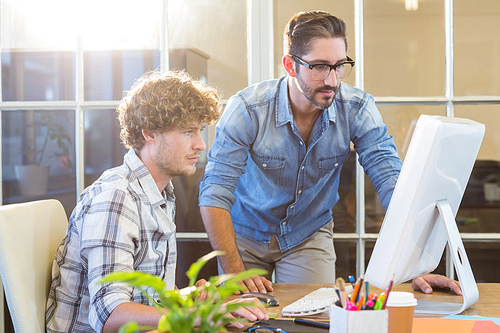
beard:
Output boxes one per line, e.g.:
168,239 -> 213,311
154,135 -> 198,178
297,74 -> 338,110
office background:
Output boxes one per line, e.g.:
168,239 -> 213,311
1,0 -> 500,331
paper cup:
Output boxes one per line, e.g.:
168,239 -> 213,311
385,291 -> 418,333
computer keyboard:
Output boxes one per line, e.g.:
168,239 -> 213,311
281,285 -> 354,316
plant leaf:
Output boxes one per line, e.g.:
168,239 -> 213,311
117,322 -> 139,333
157,314 -> 170,332
186,251 -> 225,286
98,253 -> 269,333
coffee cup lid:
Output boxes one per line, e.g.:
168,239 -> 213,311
386,291 -> 418,307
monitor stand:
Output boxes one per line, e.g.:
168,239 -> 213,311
415,199 -> 479,315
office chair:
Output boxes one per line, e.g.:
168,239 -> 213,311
0,199 -> 68,333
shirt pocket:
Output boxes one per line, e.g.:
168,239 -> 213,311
319,152 -> 350,179
252,154 -> 286,186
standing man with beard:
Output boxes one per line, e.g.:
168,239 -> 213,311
199,11 -> 462,296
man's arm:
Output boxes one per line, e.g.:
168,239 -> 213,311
103,302 -> 162,333
350,94 -> 402,210
200,206 -> 273,293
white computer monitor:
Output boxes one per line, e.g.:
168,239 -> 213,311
365,115 -> 485,314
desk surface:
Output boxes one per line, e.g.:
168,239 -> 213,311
229,283 -> 500,332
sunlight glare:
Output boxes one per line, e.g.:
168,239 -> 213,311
80,0 -> 161,50
2,0 -> 161,51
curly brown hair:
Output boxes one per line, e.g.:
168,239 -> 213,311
117,70 -> 221,150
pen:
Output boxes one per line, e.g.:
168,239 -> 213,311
333,285 -> 342,307
293,318 -> 329,330
348,275 -> 356,289
346,301 -> 358,311
374,293 -> 385,310
364,275 -> 369,308
350,276 -> 364,303
336,277 -> 347,308
357,296 -> 364,310
374,298 -> 383,310
356,276 -> 364,302
382,274 -> 394,310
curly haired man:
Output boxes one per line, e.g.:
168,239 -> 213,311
46,70 -> 267,333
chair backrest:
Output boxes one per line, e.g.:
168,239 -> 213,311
0,199 -> 68,333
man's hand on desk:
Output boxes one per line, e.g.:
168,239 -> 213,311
222,297 -> 269,329
239,276 -> 274,294
411,273 -> 462,295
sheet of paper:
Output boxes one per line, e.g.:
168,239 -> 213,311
471,321 -> 500,333
444,314 -> 500,326
412,318 -> 476,333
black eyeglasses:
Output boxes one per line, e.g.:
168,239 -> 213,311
290,55 -> 355,80
248,327 -> 288,333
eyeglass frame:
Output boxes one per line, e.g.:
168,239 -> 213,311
290,54 -> 355,80
248,326 -> 288,333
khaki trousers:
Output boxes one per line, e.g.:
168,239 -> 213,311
219,220 -> 336,283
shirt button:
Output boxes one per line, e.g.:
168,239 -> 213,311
262,163 -> 267,167
282,221 -> 287,225
290,205 -> 294,209
301,165 -> 305,170
334,163 -> 339,167
299,141 -> 304,145
298,190 -> 302,194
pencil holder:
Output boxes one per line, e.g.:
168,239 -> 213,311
329,305 -> 388,333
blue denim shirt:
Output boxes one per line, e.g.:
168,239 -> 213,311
199,76 -> 401,251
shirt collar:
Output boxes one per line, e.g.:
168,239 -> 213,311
275,76 -> 338,128
124,148 -> 172,208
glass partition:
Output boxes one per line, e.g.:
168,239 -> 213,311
1,0 -> 77,100
364,0 -> 445,97
1,51 -> 75,102
82,0 -> 161,101
464,242 -> 500,282
84,109 -> 127,187
454,0 -> 500,96
84,50 -> 161,101
1,110 -> 76,217
455,105 -> 500,233
167,0 -> 248,99
334,240 -> 357,280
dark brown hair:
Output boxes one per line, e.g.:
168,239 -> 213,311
284,11 -> 348,58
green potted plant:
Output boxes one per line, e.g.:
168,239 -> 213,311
99,251 -> 267,333
14,110 -> 73,196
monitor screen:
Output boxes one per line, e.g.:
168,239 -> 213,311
366,115 -> 485,290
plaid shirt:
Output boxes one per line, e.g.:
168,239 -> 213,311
46,149 -> 177,333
